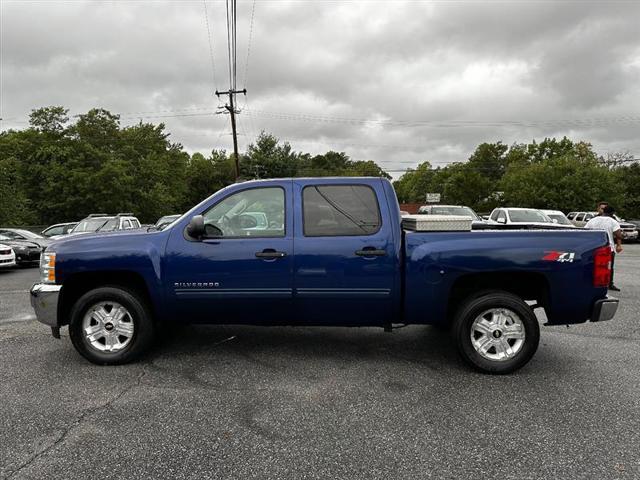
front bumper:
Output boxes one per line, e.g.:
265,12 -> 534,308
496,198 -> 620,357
591,296 -> 619,322
30,283 -> 62,327
622,230 -> 638,241
15,248 -> 41,264
0,256 -> 16,267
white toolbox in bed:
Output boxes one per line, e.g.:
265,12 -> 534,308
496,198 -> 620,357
402,214 -> 472,232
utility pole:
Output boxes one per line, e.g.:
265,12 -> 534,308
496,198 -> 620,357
216,88 -> 246,180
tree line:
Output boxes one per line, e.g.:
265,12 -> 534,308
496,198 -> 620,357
394,138 -> 639,216
0,106 -> 388,225
1,106 -> 638,226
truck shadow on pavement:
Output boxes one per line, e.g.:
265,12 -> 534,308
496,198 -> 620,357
150,324 -> 466,378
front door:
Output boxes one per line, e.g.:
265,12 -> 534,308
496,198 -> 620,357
164,182 -> 294,324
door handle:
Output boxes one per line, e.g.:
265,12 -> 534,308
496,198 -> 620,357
255,249 -> 287,259
355,248 -> 387,257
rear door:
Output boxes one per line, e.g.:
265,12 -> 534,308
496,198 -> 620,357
293,180 -> 396,326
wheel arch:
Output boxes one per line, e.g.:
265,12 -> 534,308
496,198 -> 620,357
447,271 -> 550,322
59,271 -> 155,326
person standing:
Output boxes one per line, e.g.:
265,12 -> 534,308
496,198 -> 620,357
596,201 -> 608,216
585,205 -> 622,291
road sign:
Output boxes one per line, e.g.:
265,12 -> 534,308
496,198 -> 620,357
426,193 -> 441,203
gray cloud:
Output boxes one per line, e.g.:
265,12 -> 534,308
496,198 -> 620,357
1,0 -> 639,177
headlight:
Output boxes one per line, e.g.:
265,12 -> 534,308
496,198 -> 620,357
40,251 -> 56,284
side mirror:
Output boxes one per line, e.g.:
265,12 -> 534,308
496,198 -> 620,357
186,215 -> 205,239
497,217 -> 507,224
552,219 -> 558,224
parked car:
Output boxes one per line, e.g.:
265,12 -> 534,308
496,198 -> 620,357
568,211 -> 638,242
0,233 -> 46,266
57,213 -> 142,238
567,212 -> 595,227
154,214 -> 181,231
41,222 -> 78,238
417,204 -> 485,228
0,244 -> 16,269
540,210 -> 576,227
0,228 -> 51,250
487,208 -> 557,227
31,177 -> 618,374
626,219 -> 640,238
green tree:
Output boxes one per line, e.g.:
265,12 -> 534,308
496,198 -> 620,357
392,162 -> 435,203
614,162 -> 640,218
500,154 -> 620,211
184,150 -> 234,209
242,132 -> 299,178
29,106 -> 69,135
437,163 -> 494,210
467,142 -> 509,180
0,155 -> 35,225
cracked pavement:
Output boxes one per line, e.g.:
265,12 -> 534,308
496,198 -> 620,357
1,246 -> 639,479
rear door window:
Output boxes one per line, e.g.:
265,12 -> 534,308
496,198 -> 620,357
575,213 -> 585,222
303,185 -> 381,236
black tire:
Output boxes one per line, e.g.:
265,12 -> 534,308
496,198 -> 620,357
69,286 -> 155,365
452,291 -> 540,374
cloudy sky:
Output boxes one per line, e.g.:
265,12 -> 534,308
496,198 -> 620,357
1,0 -> 639,176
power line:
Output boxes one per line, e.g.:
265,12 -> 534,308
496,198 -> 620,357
242,108 -> 640,129
225,0 -> 233,90
243,0 -> 256,89
8,104 -> 640,131
233,0 -> 238,91
202,0 -> 218,91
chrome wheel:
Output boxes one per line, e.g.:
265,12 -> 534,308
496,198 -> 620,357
82,301 -> 134,353
470,308 -> 525,362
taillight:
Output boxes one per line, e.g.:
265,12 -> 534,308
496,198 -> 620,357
593,246 -> 612,288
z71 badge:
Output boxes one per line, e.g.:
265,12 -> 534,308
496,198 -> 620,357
542,251 -> 575,263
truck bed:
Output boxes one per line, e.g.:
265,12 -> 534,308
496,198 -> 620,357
402,229 -> 610,326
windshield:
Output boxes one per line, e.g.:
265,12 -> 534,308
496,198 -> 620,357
15,229 -> 42,239
429,206 -> 479,220
0,229 -> 41,239
508,210 -> 550,223
547,214 -> 572,225
155,215 -> 180,228
72,218 -> 112,233
97,218 -> 119,232
0,234 -> 11,241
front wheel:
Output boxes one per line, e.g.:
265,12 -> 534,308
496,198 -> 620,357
69,287 -> 155,365
452,291 -> 540,374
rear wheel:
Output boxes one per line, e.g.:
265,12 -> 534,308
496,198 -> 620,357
69,287 -> 155,365
452,291 -> 539,374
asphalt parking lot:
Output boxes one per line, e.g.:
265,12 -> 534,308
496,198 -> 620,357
1,247 -> 639,480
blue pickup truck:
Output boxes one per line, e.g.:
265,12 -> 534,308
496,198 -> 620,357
31,177 -> 619,373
